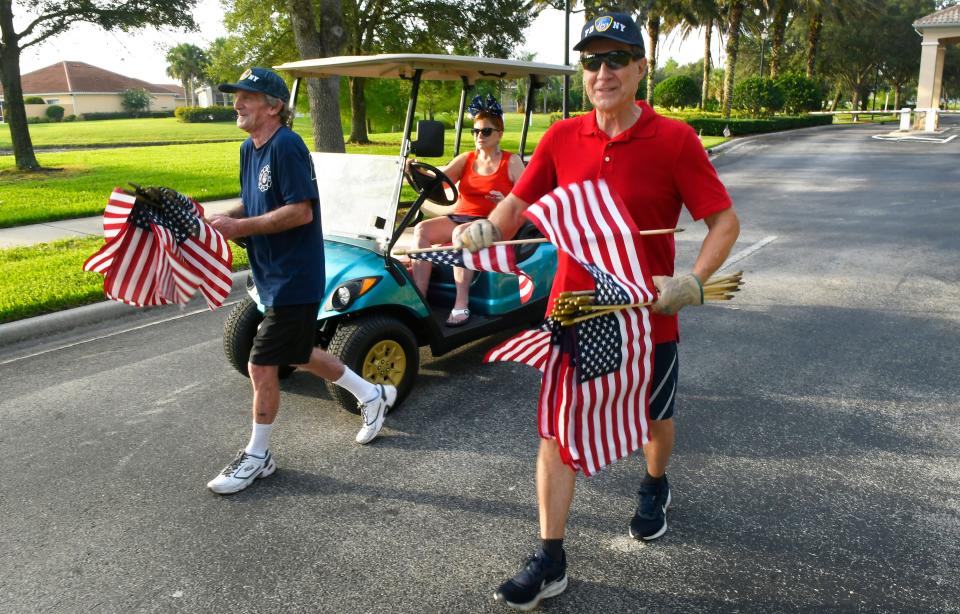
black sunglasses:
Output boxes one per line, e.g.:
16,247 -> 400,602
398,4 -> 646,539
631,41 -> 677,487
579,50 -> 637,72
471,127 -> 496,137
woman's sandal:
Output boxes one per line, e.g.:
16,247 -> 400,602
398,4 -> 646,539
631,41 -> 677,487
445,308 -> 470,327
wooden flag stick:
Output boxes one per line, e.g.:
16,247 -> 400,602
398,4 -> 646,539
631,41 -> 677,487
392,227 -> 684,256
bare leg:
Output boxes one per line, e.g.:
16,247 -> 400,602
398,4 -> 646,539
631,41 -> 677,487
411,217 -> 457,296
248,363 -> 281,424
452,266 -> 474,310
537,439 -> 577,539
293,347 -> 347,381
642,418 -> 675,477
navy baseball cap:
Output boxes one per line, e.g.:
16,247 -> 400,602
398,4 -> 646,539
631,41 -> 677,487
218,67 -> 290,102
574,12 -> 645,52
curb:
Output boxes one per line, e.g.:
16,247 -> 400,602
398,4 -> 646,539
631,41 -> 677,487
706,121 -> 861,159
0,270 -> 250,347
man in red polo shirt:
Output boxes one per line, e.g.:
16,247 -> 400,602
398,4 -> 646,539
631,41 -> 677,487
456,12 -> 740,610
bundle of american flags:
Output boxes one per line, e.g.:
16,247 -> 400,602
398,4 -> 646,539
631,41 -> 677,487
83,186 -> 233,309
405,243 -> 534,304
484,179 -> 657,477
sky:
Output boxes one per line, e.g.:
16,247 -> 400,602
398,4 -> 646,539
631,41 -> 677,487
17,1 -> 709,85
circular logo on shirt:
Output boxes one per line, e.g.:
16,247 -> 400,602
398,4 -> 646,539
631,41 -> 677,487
258,164 -> 272,192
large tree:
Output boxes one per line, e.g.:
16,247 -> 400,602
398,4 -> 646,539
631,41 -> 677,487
339,0 -> 533,144
287,0 -> 347,152
165,42 -> 208,107
0,1 -> 196,171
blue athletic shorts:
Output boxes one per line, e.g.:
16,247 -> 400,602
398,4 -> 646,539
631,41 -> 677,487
649,342 -> 678,421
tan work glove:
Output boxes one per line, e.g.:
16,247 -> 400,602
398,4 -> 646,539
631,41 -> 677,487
453,218 -> 501,252
652,273 -> 703,316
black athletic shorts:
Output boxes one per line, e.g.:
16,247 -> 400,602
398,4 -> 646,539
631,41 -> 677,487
649,342 -> 679,421
448,214 -> 484,225
249,303 -> 319,367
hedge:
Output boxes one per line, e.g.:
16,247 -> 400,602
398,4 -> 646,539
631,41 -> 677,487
24,96 -> 46,104
686,114 -> 833,136
175,105 -> 236,123
45,105 -> 65,121
78,111 -> 175,121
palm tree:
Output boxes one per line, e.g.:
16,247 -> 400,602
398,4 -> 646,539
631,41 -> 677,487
720,1 -> 747,118
165,43 -> 209,107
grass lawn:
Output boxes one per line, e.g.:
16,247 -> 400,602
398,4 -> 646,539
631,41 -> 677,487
0,236 -> 249,324
0,117 -> 245,149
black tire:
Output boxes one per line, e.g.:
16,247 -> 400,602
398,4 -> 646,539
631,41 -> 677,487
222,298 -> 295,379
325,314 -> 419,414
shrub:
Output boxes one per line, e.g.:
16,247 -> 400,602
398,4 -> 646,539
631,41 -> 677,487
24,96 -> 46,104
120,87 -> 153,117
732,77 -> 785,116
45,105 -> 65,121
685,114 -> 833,136
774,73 -> 822,114
63,114 -> 77,122
175,105 -> 237,122
78,111 -> 175,120
654,76 -> 700,109
548,111 -> 588,124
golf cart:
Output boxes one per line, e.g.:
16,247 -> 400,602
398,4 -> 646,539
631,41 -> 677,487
222,54 -> 575,412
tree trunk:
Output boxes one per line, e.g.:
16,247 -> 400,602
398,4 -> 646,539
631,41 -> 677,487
828,86 -> 841,112
287,0 -> 346,153
347,76 -> 369,143
701,17 -> 712,109
646,13 -> 660,105
0,37 -> 41,171
769,2 -> 788,79
722,1 -> 745,119
806,11 -> 823,78
894,84 -> 901,110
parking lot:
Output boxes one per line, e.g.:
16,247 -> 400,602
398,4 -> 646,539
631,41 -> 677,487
2,120 -> 958,613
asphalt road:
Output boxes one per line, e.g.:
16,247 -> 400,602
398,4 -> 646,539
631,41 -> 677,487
2,121 -> 959,613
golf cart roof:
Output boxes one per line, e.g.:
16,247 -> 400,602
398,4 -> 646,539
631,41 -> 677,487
274,53 -> 575,82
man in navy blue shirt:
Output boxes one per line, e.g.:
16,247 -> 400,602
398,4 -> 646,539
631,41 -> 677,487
206,68 -> 396,495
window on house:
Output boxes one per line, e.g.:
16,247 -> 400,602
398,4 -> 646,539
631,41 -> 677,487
46,98 -> 59,104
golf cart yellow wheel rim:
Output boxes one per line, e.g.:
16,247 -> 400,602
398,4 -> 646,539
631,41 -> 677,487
362,340 -> 406,385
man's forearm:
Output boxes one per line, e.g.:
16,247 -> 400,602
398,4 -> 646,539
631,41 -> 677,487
238,202 -> 313,236
691,207 -> 740,282
487,194 -> 531,240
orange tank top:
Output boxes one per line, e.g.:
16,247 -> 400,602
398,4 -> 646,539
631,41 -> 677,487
453,150 -> 515,218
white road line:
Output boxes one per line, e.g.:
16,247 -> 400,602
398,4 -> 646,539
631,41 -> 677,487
718,235 -> 778,272
0,299 -> 240,367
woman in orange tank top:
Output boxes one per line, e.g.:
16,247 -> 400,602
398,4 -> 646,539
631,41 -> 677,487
409,95 -> 526,327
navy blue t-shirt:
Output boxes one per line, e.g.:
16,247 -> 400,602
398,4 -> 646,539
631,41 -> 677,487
240,126 -> 323,307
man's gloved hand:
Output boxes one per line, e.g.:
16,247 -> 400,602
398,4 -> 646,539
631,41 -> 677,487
453,218 -> 501,252
651,273 -> 703,316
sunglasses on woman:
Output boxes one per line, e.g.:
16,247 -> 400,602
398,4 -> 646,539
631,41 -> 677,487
471,127 -> 496,136
579,50 -> 637,72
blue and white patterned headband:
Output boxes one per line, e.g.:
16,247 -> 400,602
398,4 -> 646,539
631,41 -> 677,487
468,94 -> 503,119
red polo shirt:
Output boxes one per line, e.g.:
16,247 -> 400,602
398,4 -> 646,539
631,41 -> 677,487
512,102 -> 732,343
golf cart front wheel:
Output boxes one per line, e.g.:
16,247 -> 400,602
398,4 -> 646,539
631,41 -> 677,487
325,314 -> 419,414
222,298 -> 295,379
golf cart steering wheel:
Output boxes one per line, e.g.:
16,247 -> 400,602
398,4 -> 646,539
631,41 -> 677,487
405,161 -> 458,206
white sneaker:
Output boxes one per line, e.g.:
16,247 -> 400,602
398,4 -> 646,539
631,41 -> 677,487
355,384 -> 397,445
207,449 -> 276,494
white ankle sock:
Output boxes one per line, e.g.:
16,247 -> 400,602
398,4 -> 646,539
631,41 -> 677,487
244,422 -> 273,457
334,368 -> 378,402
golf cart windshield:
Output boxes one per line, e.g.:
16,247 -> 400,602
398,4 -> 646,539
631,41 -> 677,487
274,54 -> 574,257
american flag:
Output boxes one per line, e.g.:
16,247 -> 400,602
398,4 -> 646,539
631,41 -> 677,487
484,179 -> 656,477
83,187 -> 233,309
407,243 -> 534,304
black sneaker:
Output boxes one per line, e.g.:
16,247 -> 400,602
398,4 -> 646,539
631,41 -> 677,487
629,474 -> 671,541
494,548 -> 568,611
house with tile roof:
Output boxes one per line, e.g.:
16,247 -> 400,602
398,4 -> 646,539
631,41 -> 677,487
0,61 -> 186,119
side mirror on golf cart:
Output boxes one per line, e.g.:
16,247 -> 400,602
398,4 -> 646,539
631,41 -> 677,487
411,120 -> 444,157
